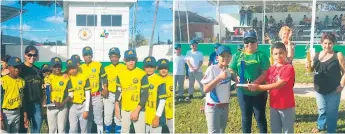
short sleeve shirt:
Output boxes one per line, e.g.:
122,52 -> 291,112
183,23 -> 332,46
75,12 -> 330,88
201,65 -> 231,104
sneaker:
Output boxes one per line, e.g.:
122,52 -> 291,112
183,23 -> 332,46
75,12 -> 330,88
185,96 -> 190,101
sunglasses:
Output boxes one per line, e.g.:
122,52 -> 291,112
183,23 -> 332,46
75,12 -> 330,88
244,38 -> 257,44
27,53 -> 38,57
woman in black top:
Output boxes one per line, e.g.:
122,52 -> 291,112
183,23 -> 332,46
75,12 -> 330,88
307,34 -> 345,133
19,45 -> 44,133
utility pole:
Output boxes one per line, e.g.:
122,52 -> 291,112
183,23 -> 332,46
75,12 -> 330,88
148,0 -> 159,56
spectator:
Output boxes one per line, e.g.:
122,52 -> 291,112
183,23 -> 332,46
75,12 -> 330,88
234,28 -> 239,35
264,33 -> 270,44
240,7 -> 246,26
332,15 -> 338,27
285,14 -> 293,27
324,15 -> 329,27
341,14 -> 345,28
308,34 -> 345,133
247,7 -> 253,26
1,55 -> 11,76
259,21 -> 263,30
265,15 -> 268,25
278,20 -> 284,29
253,17 -> 258,28
268,16 -> 275,28
339,14 -> 343,26
269,24 -> 277,42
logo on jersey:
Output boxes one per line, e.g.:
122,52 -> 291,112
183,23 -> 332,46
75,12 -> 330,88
149,84 -> 154,89
19,87 -> 24,96
92,68 -> 96,72
59,81 -> 64,86
169,86 -> 173,91
78,80 -> 83,85
133,78 -> 138,84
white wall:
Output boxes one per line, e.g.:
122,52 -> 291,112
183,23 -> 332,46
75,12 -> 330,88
5,44 -> 172,62
5,45 -> 68,62
220,11 -> 345,34
67,2 -> 131,62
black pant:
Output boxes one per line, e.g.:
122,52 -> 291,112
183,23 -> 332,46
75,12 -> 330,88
237,90 -> 268,133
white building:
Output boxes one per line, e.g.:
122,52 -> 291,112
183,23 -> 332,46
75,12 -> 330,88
64,0 -> 136,61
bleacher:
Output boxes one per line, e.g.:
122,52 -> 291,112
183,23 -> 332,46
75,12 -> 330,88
225,18 -> 345,44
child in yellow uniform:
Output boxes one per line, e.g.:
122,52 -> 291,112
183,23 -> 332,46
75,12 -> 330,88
143,56 -> 167,133
45,57 -> 71,133
66,59 -> 91,133
114,50 -> 149,133
157,59 -> 173,133
1,57 -> 29,133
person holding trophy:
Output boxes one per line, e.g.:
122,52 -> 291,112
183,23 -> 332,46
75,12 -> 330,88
229,30 -> 270,133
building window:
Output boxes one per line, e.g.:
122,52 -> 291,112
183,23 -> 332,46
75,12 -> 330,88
76,15 -> 97,26
101,15 -> 122,26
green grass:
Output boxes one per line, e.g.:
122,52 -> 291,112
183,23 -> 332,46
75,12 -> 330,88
175,92 -> 345,133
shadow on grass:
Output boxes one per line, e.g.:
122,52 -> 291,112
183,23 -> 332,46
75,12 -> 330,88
296,110 -> 345,123
293,87 -> 315,95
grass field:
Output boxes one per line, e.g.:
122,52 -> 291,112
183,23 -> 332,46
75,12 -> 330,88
175,93 -> 345,133
175,63 -> 343,133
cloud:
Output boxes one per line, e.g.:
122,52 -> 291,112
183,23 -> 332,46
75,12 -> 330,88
153,0 -> 172,9
45,16 -> 64,24
2,24 -> 31,31
160,22 -> 173,33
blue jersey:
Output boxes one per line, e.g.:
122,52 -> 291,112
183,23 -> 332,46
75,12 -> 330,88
209,52 -> 218,65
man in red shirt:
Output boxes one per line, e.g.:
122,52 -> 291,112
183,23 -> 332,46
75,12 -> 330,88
247,42 -> 295,133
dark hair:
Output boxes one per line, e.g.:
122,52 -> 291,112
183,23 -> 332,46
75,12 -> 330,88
321,33 -> 336,44
25,45 -> 38,54
1,55 -> 11,62
271,42 -> 287,52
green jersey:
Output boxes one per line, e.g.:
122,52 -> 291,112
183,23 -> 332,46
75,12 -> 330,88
230,50 -> 270,96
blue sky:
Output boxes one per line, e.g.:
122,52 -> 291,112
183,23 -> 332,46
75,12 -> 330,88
1,0 -> 173,44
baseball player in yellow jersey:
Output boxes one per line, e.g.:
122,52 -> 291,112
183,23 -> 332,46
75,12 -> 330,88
40,63 -> 50,126
79,46 -> 107,133
157,59 -> 173,133
102,47 -> 126,133
143,56 -> 167,133
1,57 -> 29,133
45,57 -> 71,133
65,59 -> 91,133
115,49 -> 149,133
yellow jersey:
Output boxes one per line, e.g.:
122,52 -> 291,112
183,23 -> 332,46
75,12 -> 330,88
68,73 -> 91,104
1,75 -> 25,109
47,74 -> 70,103
145,74 -> 167,125
104,63 -> 126,93
80,61 -> 105,93
162,75 -> 173,119
116,67 -> 149,111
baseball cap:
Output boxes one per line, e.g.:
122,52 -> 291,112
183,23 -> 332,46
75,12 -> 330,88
8,57 -> 22,67
157,59 -> 169,69
66,59 -> 77,68
214,43 -> 222,48
108,47 -> 121,56
190,40 -> 198,45
41,64 -> 50,72
50,57 -> 62,68
143,56 -> 157,67
82,46 -> 93,55
216,45 -> 232,55
71,55 -> 82,63
124,49 -> 137,60
174,44 -> 181,49
243,30 -> 257,40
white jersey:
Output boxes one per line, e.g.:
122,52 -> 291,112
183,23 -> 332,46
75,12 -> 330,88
201,65 -> 232,104
186,50 -> 203,72
173,54 -> 186,75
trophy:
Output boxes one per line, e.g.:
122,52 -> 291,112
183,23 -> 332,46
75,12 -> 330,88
237,60 -> 248,87
44,83 -> 55,107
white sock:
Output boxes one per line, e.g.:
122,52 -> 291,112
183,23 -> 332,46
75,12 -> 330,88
97,125 -> 104,134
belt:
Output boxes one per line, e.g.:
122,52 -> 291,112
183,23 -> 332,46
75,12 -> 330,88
2,108 -> 19,111
91,91 -> 101,97
206,103 -> 228,108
